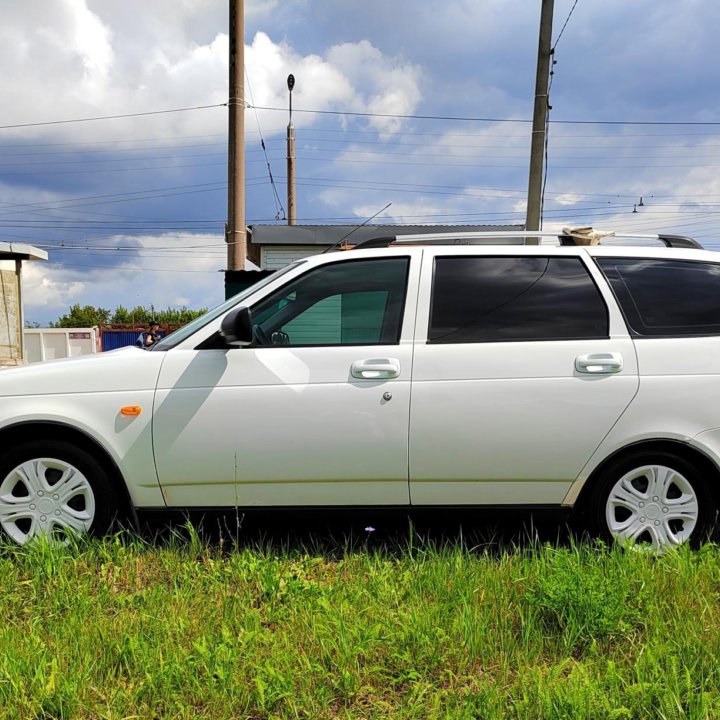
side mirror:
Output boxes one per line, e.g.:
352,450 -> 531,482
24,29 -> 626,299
219,306 -> 253,347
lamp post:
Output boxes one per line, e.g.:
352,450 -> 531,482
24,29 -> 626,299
287,73 -> 296,225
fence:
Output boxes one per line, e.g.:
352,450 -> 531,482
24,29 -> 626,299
98,323 -> 184,351
23,328 -> 99,363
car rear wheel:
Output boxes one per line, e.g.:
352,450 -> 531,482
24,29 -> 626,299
590,451 -> 716,551
0,440 -> 118,545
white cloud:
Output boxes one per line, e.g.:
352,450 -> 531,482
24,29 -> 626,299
0,2 -> 422,145
21,233 -> 226,324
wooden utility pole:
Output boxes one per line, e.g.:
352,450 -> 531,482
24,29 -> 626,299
227,0 -> 246,269
525,0 -> 554,237
286,74 -> 296,225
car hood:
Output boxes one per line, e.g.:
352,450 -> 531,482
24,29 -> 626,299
0,347 -> 166,397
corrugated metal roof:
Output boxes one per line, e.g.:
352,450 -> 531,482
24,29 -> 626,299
0,241 -> 48,261
249,224 -> 523,246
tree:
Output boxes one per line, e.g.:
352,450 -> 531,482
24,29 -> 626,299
50,304 -> 207,327
109,306 -> 206,324
51,304 -> 111,328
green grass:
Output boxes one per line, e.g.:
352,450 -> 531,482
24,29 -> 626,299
1,530 -> 720,719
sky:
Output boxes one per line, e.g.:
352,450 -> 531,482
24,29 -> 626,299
2,0 -> 720,325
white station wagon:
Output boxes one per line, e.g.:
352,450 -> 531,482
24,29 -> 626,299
1,229 -> 719,550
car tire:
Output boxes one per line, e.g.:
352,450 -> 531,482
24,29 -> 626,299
0,440 -> 120,545
589,451 -> 716,550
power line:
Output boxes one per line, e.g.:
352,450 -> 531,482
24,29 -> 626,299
43,260 -> 221,273
246,69 -> 286,221
0,104 -> 226,131
553,0 -> 580,50
247,104 -> 720,126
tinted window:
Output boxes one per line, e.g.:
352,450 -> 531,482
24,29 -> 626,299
596,258 -> 720,336
429,256 -> 608,343
250,257 -> 409,346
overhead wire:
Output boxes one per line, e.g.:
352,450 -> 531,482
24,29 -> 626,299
0,104 -> 226,131
245,69 -> 286,220
246,104 -> 720,126
553,0 -> 580,51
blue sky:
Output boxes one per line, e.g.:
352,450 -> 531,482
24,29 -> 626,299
2,0 -> 720,325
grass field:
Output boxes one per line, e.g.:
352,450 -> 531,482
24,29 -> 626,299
1,528 -> 719,719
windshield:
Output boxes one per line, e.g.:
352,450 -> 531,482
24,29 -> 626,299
152,262 -> 304,350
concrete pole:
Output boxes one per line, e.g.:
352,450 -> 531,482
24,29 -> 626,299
287,74 -> 296,225
525,0 -> 554,238
227,0 -> 246,270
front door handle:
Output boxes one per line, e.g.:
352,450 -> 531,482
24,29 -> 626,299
575,352 -> 623,374
351,358 -> 400,380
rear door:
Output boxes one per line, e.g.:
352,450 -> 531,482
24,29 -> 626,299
408,247 -> 639,505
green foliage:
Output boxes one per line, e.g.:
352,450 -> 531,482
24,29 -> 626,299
109,305 -> 207,324
50,304 -> 206,327
51,303 -> 111,327
524,543 -> 647,652
0,535 -> 719,719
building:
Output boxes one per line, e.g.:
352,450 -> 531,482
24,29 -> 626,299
247,224 -> 523,269
0,242 -> 47,368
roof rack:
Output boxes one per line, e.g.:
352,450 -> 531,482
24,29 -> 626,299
352,231 -> 703,250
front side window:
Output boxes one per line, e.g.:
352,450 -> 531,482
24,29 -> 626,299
429,256 -> 608,343
250,257 -> 409,346
596,257 -> 720,336
154,262 -> 303,350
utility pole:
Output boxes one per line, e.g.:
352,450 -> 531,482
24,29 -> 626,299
227,0 -> 246,269
286,74 -> 296,225
525,0 -> 554,237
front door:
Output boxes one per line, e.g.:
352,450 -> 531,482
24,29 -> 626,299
152,255 -> 417,507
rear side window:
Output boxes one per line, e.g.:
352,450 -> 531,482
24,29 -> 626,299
596,258 -> 720,337
429,256 -> 608,343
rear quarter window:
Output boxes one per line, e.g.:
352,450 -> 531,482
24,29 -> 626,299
596,257 -> 720,336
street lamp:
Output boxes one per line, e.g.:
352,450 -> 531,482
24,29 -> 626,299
287,73 -> 296,225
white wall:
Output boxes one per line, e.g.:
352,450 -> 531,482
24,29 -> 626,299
23,328 -> 98,364
261,245 -> 327,270
0,260 -> 21,368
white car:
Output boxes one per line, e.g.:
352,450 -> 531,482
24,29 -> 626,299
1,230 -> 718,550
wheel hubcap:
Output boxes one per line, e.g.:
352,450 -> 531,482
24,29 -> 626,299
0,457 -> 95,545
606,464 -> 699,550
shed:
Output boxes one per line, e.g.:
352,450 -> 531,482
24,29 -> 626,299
0,242 -> 48,368
247,224 -> 523,270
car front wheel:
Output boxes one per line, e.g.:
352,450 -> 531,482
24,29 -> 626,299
591,452 -> 716,551
0,440 -> 118,545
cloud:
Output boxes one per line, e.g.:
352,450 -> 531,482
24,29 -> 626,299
0,1 -> 422,147
326,41 -> 422,135
21,232 -> 226,324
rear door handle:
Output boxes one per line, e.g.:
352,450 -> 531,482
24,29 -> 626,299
575,352 -> 623,374
351,358 -> 400,380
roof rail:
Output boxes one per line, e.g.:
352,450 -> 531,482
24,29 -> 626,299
351,230 -> 704,250
657,234 -> 703,249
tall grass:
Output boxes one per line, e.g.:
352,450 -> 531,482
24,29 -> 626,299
1,531 -> 719,719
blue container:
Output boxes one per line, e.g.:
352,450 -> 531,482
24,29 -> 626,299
101,331 -> 140,351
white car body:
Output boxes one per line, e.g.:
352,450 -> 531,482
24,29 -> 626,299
2,238 -> 720,547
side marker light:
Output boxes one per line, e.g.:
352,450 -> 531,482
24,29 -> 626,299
120,406 -> 142,416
